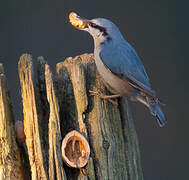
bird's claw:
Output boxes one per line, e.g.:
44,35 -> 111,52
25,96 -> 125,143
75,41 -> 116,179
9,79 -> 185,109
89,90 -> 120,106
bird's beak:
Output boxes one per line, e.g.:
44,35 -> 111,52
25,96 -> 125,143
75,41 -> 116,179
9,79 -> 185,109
69,12 -> 89,31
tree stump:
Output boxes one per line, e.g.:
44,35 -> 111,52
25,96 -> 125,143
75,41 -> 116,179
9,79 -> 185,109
0,53 -> 143,179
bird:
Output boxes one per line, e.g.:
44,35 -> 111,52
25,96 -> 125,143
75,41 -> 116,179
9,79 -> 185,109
69,12 -> 166,127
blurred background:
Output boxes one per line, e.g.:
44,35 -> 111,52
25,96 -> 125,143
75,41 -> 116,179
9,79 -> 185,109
0,0 -> 188,179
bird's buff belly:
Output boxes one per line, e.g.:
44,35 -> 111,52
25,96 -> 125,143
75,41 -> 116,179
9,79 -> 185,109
94,53 -> 134,97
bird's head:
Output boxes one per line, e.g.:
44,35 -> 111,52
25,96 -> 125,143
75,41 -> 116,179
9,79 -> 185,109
69,12 -> 124,46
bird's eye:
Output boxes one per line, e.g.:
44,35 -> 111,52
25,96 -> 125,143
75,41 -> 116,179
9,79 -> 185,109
88,22 -> 96,28
88,22 -> 108,36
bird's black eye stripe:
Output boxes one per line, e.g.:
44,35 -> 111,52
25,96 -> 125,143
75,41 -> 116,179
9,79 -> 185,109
88,22 -> 108,36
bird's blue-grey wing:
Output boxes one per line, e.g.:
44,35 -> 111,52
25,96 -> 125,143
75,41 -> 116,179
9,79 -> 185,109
100,42 -> 156,97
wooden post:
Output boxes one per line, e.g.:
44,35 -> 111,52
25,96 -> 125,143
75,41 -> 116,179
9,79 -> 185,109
18,55 -> 67,180
0,53 -> 143,179
0,64 -> 24,180
18,54 -> 49,180
56,53 -> 143,179
44,61 -> 67,180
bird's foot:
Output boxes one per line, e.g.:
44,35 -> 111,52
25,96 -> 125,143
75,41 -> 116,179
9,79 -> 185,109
89,90 -> 121,106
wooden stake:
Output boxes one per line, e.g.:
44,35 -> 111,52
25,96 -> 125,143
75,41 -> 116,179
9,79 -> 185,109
45,63 -> 67,180
56,53 -> 143,179
0,64 -> 24,180
18,54 -> 48,180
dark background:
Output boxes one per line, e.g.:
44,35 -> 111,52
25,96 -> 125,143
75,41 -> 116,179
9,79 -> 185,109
0,0 -> 188,179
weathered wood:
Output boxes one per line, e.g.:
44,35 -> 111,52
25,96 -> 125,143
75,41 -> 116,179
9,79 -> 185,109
18,54 -> 48,180
56,53 -> 143,180
56,55 -> 95,180
15,53 -> 143,179
18,55 -> 67,180
119,98 -> 143,180
45,63 -> 67,180
0,64 -> 24,180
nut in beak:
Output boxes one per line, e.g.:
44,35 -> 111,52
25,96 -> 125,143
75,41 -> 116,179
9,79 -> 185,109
69,12 -> 87,29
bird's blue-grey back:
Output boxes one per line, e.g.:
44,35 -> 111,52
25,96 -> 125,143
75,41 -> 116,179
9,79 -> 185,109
99,40 -> 155,97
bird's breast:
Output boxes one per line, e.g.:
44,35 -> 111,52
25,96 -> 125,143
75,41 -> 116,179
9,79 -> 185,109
94,49 -> 134,97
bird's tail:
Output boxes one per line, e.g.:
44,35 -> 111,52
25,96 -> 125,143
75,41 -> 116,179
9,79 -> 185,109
136,96 -> 167,127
